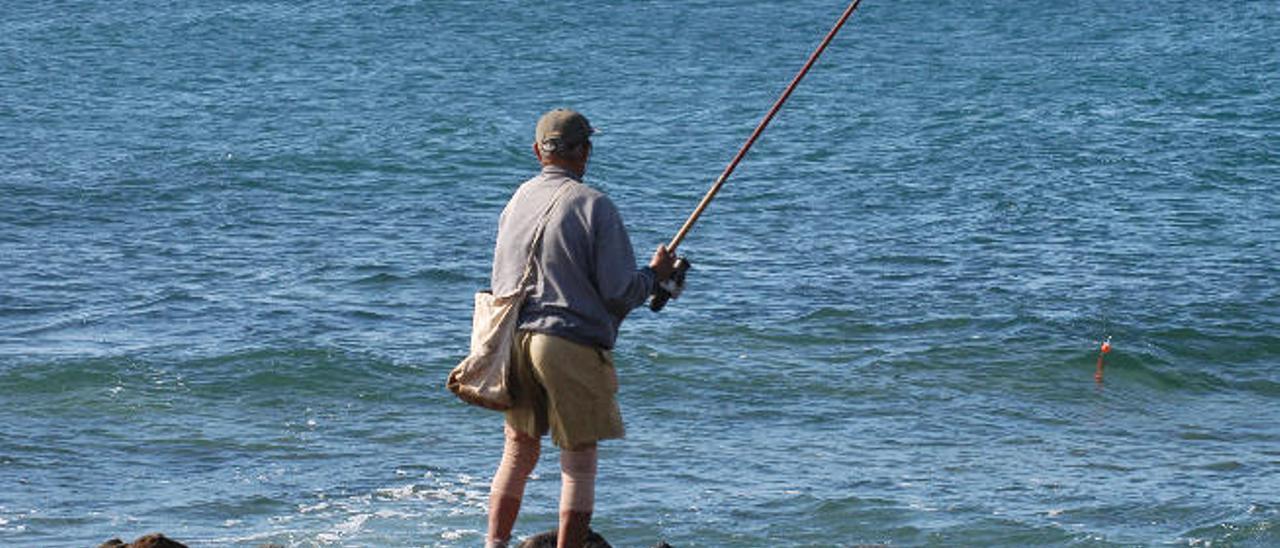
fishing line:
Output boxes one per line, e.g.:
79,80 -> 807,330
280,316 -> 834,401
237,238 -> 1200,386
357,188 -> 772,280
650,0 -> 865,312
665,0 -> 866,252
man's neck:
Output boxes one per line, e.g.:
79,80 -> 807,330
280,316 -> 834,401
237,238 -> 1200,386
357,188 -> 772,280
543,160 -> 586,180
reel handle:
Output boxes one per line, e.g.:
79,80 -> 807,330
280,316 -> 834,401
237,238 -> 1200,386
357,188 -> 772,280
650,256 -> 691,312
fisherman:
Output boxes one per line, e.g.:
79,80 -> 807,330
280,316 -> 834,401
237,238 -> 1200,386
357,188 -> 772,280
485,108 -> 678,548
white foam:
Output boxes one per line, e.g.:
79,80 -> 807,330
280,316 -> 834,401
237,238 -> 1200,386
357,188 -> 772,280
316,513 -> 371,543
442,528 -> 481,541
375,484 -> 417,500
333,513 -> 370,534
299,501 -> 330,513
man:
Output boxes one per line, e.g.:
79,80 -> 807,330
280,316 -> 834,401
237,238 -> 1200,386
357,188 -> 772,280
485,108 -> 677,548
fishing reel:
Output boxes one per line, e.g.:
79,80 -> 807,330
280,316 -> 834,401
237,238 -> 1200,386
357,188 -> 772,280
649,256 -> 691,312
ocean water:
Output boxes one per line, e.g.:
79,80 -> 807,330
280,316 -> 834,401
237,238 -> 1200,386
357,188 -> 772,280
2,0 -> 1277,546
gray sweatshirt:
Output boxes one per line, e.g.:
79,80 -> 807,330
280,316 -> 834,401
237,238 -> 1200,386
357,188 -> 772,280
491,166 -> 655,350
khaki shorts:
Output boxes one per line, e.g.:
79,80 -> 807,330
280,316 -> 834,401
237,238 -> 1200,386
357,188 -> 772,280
505,331 -> 625,449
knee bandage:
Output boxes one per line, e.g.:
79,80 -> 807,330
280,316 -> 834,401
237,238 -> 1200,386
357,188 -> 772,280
559,446 -> 598,514
490,424 -> 540,503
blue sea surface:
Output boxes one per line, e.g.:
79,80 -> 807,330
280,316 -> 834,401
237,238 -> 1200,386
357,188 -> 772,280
2,0 -> 1277,546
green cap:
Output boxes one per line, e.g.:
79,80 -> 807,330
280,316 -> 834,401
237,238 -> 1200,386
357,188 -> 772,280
535,108 -> 595,154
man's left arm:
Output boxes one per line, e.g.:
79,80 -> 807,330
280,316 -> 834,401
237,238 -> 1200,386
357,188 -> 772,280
592,199 -> 664,317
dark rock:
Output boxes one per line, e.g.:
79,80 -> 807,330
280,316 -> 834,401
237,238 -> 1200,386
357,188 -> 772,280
98,534 -> 187,548
518,529 -> 612,548
516,530 -> 672,548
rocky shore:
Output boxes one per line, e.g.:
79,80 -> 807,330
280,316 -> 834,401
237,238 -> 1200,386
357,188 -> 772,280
99,534 -> 189,548
99,534 -> 286,548
101,531 -> 672,547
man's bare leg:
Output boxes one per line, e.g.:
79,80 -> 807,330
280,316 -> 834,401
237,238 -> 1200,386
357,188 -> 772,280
557,442 -> 598,548
487,425 -> 541,548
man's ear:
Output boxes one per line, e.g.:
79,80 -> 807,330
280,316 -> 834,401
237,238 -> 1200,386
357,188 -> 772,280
532,142 -> 544,163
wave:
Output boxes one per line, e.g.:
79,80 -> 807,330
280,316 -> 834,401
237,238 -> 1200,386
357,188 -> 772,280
348,267 -> 473,286
0,347 -> 435,405
658,300 -> 1278,402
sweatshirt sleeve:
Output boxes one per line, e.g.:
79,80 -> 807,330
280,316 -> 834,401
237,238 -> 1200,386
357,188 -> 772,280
592,196 -> 655,318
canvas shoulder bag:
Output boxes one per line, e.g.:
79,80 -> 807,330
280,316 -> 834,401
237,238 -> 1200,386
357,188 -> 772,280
446,182 -> 572,410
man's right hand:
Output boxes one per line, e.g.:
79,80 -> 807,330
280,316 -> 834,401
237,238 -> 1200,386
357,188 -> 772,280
649,244 -> 677,281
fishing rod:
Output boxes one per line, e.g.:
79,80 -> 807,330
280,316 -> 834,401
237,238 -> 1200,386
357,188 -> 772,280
651,0 -> 865,311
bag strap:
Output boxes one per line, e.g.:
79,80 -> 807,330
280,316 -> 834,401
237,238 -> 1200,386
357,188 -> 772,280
516,181 -> 574,290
